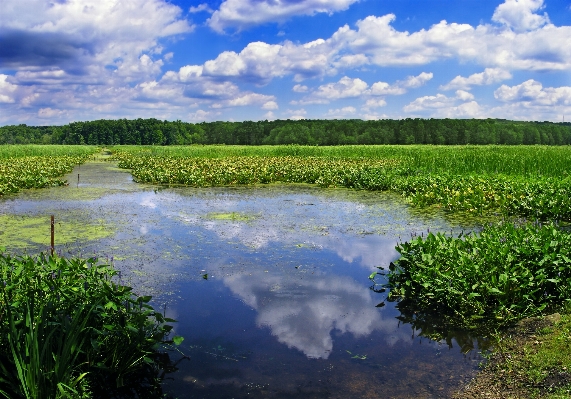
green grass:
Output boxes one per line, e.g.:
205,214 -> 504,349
0,145 -> 98,159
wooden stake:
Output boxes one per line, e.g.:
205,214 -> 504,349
51,215 -> 55,256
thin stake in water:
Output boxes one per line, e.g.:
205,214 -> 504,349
51,215 -> 55,256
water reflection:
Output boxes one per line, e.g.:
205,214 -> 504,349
392,302 -> 494,354
1,164 -> 487,398
223,271 -> 409,359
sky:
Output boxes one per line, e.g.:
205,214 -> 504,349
0,0 -> 570,126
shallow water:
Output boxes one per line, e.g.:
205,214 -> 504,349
0,161 -> 487,398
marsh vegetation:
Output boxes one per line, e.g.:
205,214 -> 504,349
1,143 -> 571,397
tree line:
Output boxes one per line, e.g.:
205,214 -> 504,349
1,118 -> 570,146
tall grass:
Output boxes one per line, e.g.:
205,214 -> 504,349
112,145 -> 571,178
0,145 -> 98,159
0,251 -> 180,398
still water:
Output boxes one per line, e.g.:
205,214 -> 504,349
0,162 -> 486,398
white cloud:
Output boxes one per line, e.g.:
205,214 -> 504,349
492,0 -> 550,32
403,90 -> 476,112
438,101 -> 485,118
441,68 -> 513,90
297,72 -> 431,105
263,111 -> 276,120
404,93 -> 455,112
1,0 -> 193,72
332,12 -> 570,72
208,0 -> 360,33
262,101 -> 279,110
370,72 -> 433,95
326,106 -> 357,118
211,92 -> 276,109
0,75 -> 18,103
456,90 -> 475,101
369,82 -> 406,96
159,9 -> 570,90
187,109 -> 221,122
494,79 -> 571,105
293,84 -> 309,93
363,98 -> 387,109
400,72 -> 434,88
37,107 -> 66,119
313,76 -> 368,100
189,3 -> 213,14
285,108 -> 307,120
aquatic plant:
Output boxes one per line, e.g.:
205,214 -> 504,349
0,250 -> 181,398
382,222 -> 571,329
0,156 -> 92,195
112,145 -> 571,220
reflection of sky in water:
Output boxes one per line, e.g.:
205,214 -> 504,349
223,271 -> 406,359
1,167 -> 484,397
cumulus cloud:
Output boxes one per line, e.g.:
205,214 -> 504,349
189,3 -> 213,14
296,73 -> 431,104
37,107 -> 67,119
3,0 -> 571,124
284,108 -> 308,120
262,100 -> 279,110
150,8 -> 569,90
404,90 -> 476,113
326,106 -> 357,118
400,72 -> 434,88
492,0 -> 550,32
438,101 -> 485,118
363,98 -> 388,109
313,76 -> 368,100
293,84 -> 309,93
212,92 -> 276,108
208,0 -> 360,33
194,40 -> 334,84
440,68 -> 513,91
0,0 -> 193,71
494,79 -> 571,105
0,75 -> 18,103
340,13 -> 569,71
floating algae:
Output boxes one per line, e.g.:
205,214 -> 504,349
205,212 -> 258,222
0,214 -> 113,249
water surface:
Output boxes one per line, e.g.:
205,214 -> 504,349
0,161 -> 487,398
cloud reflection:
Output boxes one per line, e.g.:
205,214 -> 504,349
223,272 -> 408,359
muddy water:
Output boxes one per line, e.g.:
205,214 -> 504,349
0,161 -> 486,398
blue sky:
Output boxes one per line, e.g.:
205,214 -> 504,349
1,0 -> 570,125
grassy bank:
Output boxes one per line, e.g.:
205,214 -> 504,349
455,312 -> 571,398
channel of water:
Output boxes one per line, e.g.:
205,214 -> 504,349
0,160 -> 487,398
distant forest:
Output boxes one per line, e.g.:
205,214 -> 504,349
1,118 -> 571,146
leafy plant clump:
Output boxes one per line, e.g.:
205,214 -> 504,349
0,250 -> 181,398
380,222 -> 571,330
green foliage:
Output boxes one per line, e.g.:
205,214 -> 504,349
0,252 -> 178,398
2,118 -> 571,146
0,146 -> 98,196
385,222 -> 571,329
112,145 -> 571,221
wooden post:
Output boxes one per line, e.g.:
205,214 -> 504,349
51,215 -> 55,256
